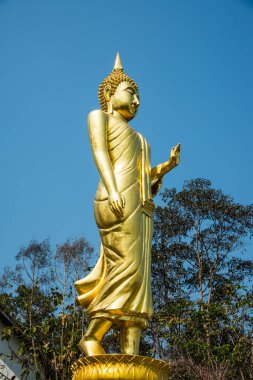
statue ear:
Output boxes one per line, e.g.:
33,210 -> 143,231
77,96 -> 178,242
104,85 -> 111,102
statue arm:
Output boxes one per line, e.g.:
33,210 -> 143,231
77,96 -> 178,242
88,110 -> 117,194
151,144 -> 181,197
88,110 -> 125,218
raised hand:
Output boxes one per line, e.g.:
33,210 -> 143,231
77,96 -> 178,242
170,143 -> 180,167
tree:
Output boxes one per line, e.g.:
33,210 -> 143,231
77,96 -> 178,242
1,179 -> 253,379
147,178 -> 253,379
0,237 -> 94,380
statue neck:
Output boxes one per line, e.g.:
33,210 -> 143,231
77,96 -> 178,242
112,111 -> 128,123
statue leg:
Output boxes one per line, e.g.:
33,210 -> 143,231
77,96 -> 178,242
120,325 -> 142,355
79,318 -> 112,356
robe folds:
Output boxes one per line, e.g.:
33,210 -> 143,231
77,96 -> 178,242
75,118 -> 154,329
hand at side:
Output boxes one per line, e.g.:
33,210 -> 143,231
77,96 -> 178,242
108,191 -> 126,218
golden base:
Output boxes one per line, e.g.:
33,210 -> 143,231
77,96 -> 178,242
72,354 -> 170,380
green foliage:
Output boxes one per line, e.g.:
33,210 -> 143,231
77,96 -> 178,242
0,237 -> 93,380
1,179 -> 253,379
146,178 -> 253,379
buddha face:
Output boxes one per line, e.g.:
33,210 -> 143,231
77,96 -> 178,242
110,81 -> 140,121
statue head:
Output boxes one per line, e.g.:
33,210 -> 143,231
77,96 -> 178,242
98,53 -> 139,120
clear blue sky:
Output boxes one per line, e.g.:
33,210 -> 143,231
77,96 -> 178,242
0,0 -> 252,268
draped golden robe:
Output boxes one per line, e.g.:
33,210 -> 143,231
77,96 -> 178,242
75,117 -> 155,329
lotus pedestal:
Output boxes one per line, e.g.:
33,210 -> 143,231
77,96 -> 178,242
72,354 -> 170,380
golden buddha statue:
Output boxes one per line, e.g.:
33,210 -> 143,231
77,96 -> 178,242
75,53 -> 180,359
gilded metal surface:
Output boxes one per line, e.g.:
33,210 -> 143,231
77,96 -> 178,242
75,53 -> 180,356
72,355 -> 170,380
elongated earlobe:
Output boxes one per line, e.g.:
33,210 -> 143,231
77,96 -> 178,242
107,99 -> 113,114
104,85 -> 113,114
104,85 -> 111,102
